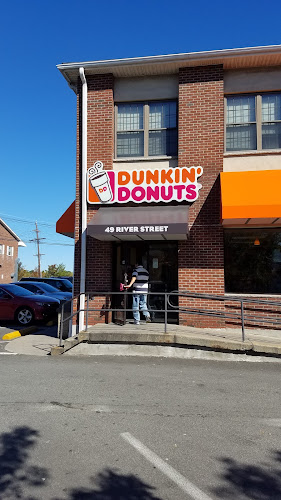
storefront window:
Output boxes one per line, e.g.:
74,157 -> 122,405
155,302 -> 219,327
224,229 -> 281,294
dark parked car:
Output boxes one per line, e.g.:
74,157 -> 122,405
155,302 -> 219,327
0,284 -> 59,326
20,277 -> 72,293
14,281 -> 72,304
58,276 -> 73,283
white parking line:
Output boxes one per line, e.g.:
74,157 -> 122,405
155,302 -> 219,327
0,352 -> 17,355
121,432 -> 213,500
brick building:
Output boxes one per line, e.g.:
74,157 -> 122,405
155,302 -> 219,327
56,45 -> 281,332
0,219 -> 25,283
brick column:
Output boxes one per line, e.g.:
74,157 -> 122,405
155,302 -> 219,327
178,65 -> 225,327
73,74 -> 114,327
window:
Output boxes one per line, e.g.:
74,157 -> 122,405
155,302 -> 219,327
116,101 -> 177,158
7,246 -> 13,257
226,96 -> 256,151
224,229 -> 281,294
262,94 -> 281,149
226,93 -> 281,152
0,245 -> 4,255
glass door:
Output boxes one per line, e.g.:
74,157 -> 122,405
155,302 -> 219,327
113,241 -> 178,324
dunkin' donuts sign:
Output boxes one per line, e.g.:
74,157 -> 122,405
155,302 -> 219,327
87,161 -> 203,204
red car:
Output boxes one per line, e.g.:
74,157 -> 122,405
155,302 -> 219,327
0,284 -> 59,326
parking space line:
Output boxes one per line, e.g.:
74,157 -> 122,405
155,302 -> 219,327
121,432 -> 213,500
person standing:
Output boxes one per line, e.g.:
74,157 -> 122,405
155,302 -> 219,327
124,263 -> 151,325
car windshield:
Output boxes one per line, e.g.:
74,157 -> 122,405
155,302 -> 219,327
50,279 -> 72,291
60,279 -> 72,291
2,284 -> 34,296
25,282 -> 58,293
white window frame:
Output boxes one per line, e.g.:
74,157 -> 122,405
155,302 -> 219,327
0,244 -> 4,255
115,100 -> 178,159
7,246 -> 14,257
225,92 -> 281,152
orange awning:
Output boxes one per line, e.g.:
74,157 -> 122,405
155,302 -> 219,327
56,201 -> 75,238
220,170 -> 281,226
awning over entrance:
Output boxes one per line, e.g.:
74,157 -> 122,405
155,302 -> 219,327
87,206 -> 189,241
220,170 -> 281,226
56,201 -> 75,238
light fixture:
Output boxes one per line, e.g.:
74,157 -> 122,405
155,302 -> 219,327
254,238 -> 260,246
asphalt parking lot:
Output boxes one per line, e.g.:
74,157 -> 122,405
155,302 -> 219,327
1,353 -> 281,499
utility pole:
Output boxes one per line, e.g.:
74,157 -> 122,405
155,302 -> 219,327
30,222 -> 45,277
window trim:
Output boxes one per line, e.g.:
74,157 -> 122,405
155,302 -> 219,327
115,100 -> 178,159
0,244 -> 4,255
7,246 -> 14,257
225,92 -> 281,153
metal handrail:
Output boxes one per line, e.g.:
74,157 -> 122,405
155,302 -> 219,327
58,290 -> 281,346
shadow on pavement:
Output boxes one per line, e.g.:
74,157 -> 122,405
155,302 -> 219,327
54,469 -> 162,499
32,324 -> 58,338
0,426 -> 49,499
212,452 -> 281,499
0,426 -> 162,499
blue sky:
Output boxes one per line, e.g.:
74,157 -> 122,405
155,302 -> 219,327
1,0 -> 281,272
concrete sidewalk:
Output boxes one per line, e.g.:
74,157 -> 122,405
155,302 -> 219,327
4,325 -> 58,356
5,334 -> 58,356
50,322 -> 281,359
4,321 -> 281,358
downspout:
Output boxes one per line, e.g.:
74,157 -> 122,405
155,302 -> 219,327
79,67 -> 87,332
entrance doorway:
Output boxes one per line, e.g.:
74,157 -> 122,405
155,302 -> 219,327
113,241 -> 178,324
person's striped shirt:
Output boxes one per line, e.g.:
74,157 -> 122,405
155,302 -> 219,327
132,265 -> 149,293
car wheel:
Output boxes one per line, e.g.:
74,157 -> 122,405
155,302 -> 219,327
15,307 -> 34,326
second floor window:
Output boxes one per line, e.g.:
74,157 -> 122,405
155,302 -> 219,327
116,101 -> 177,158
262,94 -> 281,149
226,93 -> 281,152
0,245 -> 4,255
7,246 -> 13,257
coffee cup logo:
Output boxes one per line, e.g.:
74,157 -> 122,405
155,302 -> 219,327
88,161 -> 113,203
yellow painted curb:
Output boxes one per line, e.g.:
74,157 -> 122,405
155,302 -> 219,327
2,325 -> 38,341
3,331 -> 21,340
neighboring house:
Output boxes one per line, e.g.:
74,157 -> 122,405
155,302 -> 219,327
0,219 -> 26,283
56,45 -> 281,330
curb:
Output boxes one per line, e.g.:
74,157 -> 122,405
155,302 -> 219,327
2,325 -> 39,341
50,331 -> 87,356
51,329 -> 281,359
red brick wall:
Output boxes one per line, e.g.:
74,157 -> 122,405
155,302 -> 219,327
0,225 -> 18,284
73,74 -> 114,326
72,66 -> 280,331
73,67 -> 226,328
178,65 -> 225,327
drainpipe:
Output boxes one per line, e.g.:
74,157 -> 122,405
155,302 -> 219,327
79,67 -> 87,332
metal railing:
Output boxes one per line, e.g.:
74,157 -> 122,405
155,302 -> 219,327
57,290 -> 281,346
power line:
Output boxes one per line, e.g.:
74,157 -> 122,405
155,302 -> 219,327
0,236 -> 74,246
43,243 -> 74,246
0,212 -> 55,227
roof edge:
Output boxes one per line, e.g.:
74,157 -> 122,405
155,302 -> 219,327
57,44 -> 281,71
0,218 -> 26,246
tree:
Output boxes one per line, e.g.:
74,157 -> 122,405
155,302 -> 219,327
17,260 -> 34,280
43,263 -> 72,278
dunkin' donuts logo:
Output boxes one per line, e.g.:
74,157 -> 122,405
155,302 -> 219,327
88,161 -> 203,204
88,161 -> 113,203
